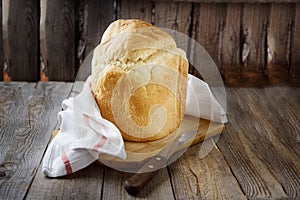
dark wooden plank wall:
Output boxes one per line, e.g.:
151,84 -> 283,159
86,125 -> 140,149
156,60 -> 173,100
267,4 -> 294,84
0,0 -> 299,86
221,4 -> 241,85
40,0 -> 77,81
82,0 -> 115,60
2,0 -> 39,81
241,4 -> 269,86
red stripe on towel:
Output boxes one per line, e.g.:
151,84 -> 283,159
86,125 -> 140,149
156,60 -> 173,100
93,136 -> 107,151
83,114 -> 89,124
61,153 -> 72,175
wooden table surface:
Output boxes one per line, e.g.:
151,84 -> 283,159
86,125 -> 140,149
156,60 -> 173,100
0,82 -> 299,200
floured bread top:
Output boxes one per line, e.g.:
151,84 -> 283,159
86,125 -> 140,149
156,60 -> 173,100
91,19 -> 188,142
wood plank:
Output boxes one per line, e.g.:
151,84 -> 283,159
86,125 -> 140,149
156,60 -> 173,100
77,0 -> 88,65
102,167 -> 174,199
291,4 -> 300,86
25,164 -> 104,199
154,1 -> 192,35
217,88 -> 299,199
25,81 -> 104,200
283,87 -> 300,113
218,124 -> 290,199
0,82 -> 36,164
222,4 -> 241,86
40,0 -> 77,81
217,94 -> 275,199
241,3 -> 269,86
192,3 -> 226,73
2,0 -> 39,81
260,87 -> 300,158
267,4 -> 295,84
0,82 -> 73,199
82,0 -> 115,59
237,88 -> 300,199
117,0 -> 153,23
169,144 -> 247,199
154,1 -> 192,73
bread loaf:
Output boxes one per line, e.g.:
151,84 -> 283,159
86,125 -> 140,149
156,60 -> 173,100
91,19 -> 188,142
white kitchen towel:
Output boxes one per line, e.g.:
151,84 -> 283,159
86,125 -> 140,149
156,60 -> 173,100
186,75 -> 227,123
42,75 -> 227,177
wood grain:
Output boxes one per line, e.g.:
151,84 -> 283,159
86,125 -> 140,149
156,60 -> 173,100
40,0 -> 77,81
267,4 -> 295,84
244,88 -> 299,199
169,144 -> 247,199
25,81 -> 104,200
291,4 -> 300,86
82,0 -> 115,59
192,3 -> 226,70
218,122 -> 290,199
26,164 -> 104,199
154,1 -> 193,73
77,0 -> 88,65
154,1 -> 192,35
241,3 -> 269,86
117,0 -> 153,23
284,87 -> 300,113
102,167 -> 174,199
241,88 -> 300,199
2,0 -> 39,81
222,4 -> 241,86
261,87 -> 300,158
217,88 -> 300,199
0,82 -> 72,199
0,83 -> 35,164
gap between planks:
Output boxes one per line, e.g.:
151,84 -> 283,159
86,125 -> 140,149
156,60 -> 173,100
217,87 -> 299,199
0,82 -> 73,199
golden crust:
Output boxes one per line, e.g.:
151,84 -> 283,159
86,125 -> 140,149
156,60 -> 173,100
92,19 -> 188,142
100,19 -> 153,44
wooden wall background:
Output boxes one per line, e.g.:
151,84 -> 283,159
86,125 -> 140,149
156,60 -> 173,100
0,0 -> 299,86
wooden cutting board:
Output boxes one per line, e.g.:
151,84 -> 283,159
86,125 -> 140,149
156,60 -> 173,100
53,115 -> 224,169
97,115 -> 224,169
